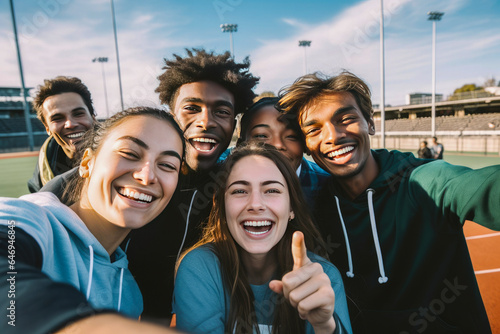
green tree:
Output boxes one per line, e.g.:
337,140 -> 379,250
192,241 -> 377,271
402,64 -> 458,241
453,84 -> 481,94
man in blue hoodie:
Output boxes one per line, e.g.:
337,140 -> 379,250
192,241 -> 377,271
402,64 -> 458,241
278,71 -> 500,333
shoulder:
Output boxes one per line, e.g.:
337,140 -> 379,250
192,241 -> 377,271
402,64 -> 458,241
178,245 -> 221,277
0,193 -> 67,256
301,158 -> 330,177
40,167 -> 78,200
0,193 -> 62,222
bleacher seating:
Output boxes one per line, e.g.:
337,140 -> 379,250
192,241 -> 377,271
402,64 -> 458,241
375,113 -> 500,132
467,113 -> 500,130
0,118 -> 46,133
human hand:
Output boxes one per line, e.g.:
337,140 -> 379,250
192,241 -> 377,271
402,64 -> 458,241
269,231 -> 336,333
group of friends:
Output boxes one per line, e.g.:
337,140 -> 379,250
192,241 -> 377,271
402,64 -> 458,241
1,48 -> 499,334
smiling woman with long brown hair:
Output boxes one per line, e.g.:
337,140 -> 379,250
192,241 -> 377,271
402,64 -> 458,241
173,142 -> 351,333
0,107 -> 185,334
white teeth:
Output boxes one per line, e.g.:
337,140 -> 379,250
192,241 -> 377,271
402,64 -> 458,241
243,221 -> 273,235
67,132 -> 84,139
328,146 -> 354,158
192,138 -> 217,143
243,221 -> 272,227
118,188 -> 153,203
247,230 -> 269,235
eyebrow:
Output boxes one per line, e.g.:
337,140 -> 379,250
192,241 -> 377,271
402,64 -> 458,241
180,97 -> 234,110
118,136 -> 182,160
227,179 -> 285,188
48,107 -> 87,120
250,124 -> 271,131
302,105 -> 357,128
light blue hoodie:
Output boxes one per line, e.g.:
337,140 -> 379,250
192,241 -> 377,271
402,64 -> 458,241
0,192 -> 142,318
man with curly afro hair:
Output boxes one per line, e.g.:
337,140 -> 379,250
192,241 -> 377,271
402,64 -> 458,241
125,49 -> 259,324
156,48 -> 259,172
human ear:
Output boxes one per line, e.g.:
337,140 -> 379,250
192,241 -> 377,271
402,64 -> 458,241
79,148 -> 94,178
44,123 -> 51,136
289,211 -> 295,221
368,118 -> 376,135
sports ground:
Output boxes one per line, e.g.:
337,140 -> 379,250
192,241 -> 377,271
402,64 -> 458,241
0,150 -> 499,332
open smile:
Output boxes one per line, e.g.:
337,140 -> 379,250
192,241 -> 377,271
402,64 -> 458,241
241,220 -> 274,236
325,145 -> 355,161
65,131 -> 86,140
116,187 -> 155,204
190,137 -> 219,153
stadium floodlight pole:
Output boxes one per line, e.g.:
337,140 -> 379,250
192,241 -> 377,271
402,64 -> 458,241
298,40 -> 311,75
92,57 -> 110,118
111,0 -> 124,110
9,0 -> 34,151
379,0 -> 386,148
220,24 -> 238,58
428,11 -> 444,137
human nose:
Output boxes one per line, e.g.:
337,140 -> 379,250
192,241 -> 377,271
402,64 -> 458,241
195,109 -> 216,130
64,117 -> 77,128
322,122 -> 343,144
270,136 -> 286,151
133,162 -> 157,185
247,190 -> 265,212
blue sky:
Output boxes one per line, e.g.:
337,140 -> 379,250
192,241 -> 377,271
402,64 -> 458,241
1,0 -> 499,118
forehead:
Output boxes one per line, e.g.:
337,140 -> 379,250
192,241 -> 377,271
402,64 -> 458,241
173,81 -> 234,107
42,92 -> 87,114
248,106 -> 281,127
103,115 -> 182,150
228,155 -> 285,183
300,91 -> 360,124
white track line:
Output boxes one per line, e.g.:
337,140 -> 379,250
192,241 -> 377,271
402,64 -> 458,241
475,268 -> 500,275
466,232 -> 500,240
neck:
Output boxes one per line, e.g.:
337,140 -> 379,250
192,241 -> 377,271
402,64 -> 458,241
70,198 -> 130,256
240,250 -> 277,285
338,153 -> 379,199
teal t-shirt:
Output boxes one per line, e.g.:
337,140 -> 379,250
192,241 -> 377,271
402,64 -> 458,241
173,244 -> 352,333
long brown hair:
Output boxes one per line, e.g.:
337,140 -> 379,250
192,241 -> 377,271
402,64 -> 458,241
177,142 -> 328,333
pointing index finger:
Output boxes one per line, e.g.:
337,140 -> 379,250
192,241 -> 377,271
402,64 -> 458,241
292,231 -> 310,270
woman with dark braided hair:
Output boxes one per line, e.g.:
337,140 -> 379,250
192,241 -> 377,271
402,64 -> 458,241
173,142 -> 352,333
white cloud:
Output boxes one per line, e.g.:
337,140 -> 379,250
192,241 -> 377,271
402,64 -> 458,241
249,0 -> 499,106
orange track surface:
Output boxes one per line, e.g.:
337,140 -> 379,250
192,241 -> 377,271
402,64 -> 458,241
0,151 -> 39,159
464,221 -> 500,333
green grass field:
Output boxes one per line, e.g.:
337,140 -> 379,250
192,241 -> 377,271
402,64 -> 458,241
1,152 -> 500,198
0,156 -> 37,198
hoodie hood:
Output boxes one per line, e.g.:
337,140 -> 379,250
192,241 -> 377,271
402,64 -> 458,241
2,192 -> 142,318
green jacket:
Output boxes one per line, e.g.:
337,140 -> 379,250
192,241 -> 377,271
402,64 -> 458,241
314,149 -> 499,333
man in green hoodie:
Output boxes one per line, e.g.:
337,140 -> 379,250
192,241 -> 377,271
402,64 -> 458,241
278,71 -> 500,333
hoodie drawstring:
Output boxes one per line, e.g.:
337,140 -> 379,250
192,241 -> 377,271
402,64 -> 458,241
86,245 -> 94,299
334,196 -> 354,278
366,188 -> 388,284
117,268 -> 124,311
176,190 -> 198,263
334,190 -> 389,284
86,245 -> 126,312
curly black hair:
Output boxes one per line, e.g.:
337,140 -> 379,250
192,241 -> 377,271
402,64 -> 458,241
156,48 -> 259,116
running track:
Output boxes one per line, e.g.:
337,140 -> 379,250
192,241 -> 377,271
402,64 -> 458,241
464,221 -> 500,333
